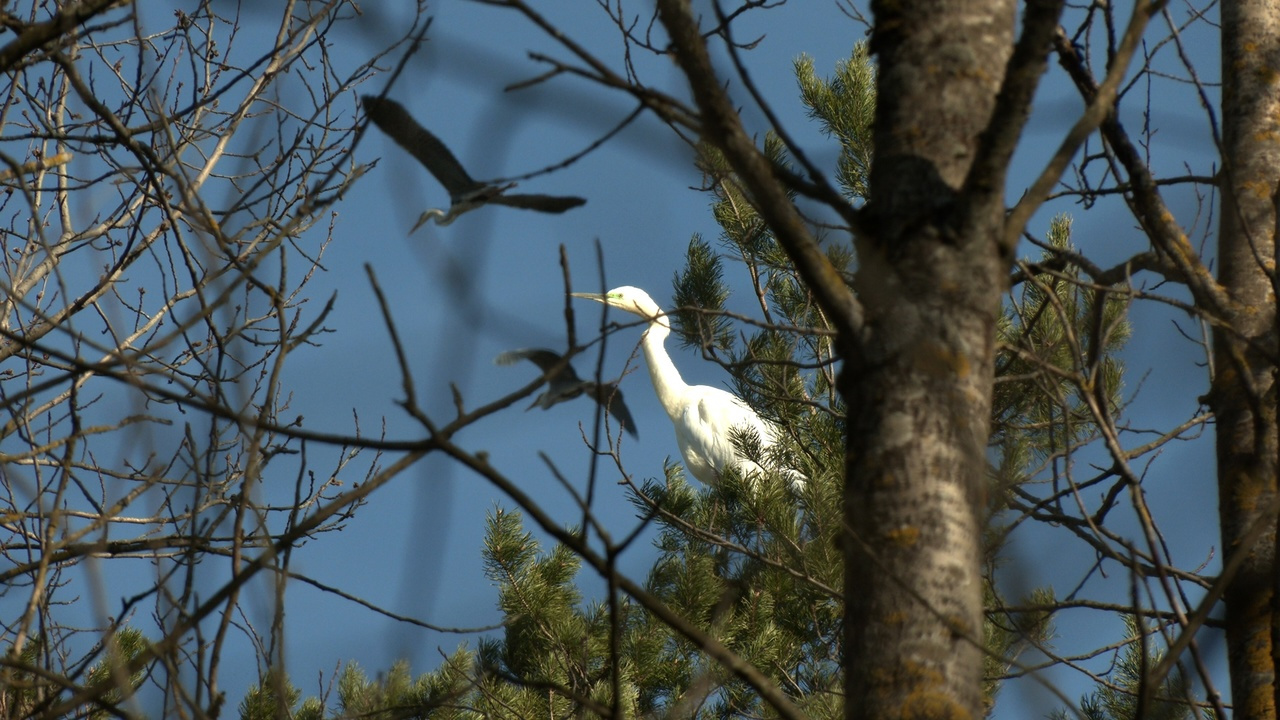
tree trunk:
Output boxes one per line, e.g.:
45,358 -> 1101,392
842,0 -> 1015,717
1215,1 -> 1280,717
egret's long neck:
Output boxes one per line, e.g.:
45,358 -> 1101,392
640,315 -> 689,421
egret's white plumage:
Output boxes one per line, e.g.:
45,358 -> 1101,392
572,286 -> 806,493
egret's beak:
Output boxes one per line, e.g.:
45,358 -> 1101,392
570,292 -> 607,303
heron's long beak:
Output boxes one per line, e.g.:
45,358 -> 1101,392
570,292 -> 607,303
409,212 -> 434,235
410,208 -> 449,234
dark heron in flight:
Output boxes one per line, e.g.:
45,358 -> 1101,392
362,96 -> 586,229
495,348 -> 638,438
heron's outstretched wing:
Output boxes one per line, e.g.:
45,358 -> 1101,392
494,348 -> 581,380
496,348 -> 585,409
361,95 -> 482,199
588,382 -> 638,438
486,193 -> 587,214
496,348 -> 635,435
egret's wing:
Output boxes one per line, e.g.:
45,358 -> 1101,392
588,382 -> 638,438
486,193 -> 586,214
683,389 -> 806,492
674,386 -> 773,484
361,96 -> 482,198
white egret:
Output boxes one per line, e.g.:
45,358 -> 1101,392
571,286 -> 806,493
495,348 -> 638,438
361,96 -> 586,229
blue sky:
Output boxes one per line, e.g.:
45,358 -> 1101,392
277,0 -> 873,692
4,0 -> 1228,715
249,1 -> 1226,713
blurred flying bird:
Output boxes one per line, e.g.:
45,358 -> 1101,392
572,286 -> 806,493
361,95 -> 586,229
495,347 -> 638,438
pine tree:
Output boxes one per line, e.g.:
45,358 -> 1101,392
6,2 -> 1253,717
2,628 -> 147,719
240,44 -> 1146,720
1049,616 -> 1217,720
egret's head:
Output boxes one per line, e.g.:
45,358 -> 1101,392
571,286 -> 665,324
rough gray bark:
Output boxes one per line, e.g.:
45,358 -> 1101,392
841,0 -> 1016,716
653,0 -> 1102,714
1215,1 -> 1280,717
